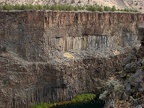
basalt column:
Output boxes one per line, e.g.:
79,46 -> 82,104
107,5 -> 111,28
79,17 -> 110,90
0,11 -> 144,108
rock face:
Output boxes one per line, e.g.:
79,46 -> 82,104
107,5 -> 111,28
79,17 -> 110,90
0,11 -> 144,108
99,23 -> 144,108
99,50 -> 144,108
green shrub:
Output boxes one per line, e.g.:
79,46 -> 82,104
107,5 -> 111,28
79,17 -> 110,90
31,103 -> 48,108
104,6 -> 111,11
0,4 -> 139,12
30,93 -> 96,108
77,5 -> 85,10
111,6 -> 116,11
86,5 -> 97,11
2,4 -> 13,10
74,6 -> 78,11
43,5 -> 50,10
50,5 -> 58,10
71,93 -> 96,103
97,6 -> 104,12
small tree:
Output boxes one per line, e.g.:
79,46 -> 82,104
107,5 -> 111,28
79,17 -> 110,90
111,6 -> 116,11
97,6 -> 104,12
104,6 -> 111,11
74,6 -> 78,11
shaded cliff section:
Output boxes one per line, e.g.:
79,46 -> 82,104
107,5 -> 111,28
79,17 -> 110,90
0,11 -> 144,108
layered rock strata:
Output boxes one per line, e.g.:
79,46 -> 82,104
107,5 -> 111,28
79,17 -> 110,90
0,11 -> 144,108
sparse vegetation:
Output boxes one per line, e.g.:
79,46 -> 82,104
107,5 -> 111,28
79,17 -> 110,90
30,93 -> 97,108
111,6 -> 116,11
31,103 -> 48,108
104,6 -> 111,11
71,93 -> 96,103
0,4 -> 139,12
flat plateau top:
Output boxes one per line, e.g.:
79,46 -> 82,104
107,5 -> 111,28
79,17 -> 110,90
0,0 -> 144,12
0,10 -> 143,14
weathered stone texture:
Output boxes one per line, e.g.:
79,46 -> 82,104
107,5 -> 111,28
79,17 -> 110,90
0,11 -> 144,108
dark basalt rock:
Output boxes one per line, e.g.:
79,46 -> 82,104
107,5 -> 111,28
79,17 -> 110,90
0,11 -> 144,108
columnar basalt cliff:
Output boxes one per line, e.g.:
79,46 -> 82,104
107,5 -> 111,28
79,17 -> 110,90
0,11 -> 144,108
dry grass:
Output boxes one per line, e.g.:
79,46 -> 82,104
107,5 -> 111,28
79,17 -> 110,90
64,52 -> 74,59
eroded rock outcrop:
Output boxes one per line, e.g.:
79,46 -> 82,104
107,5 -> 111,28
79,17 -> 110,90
99,57 -> 144,108
99,27 -> 144,108
0,11 -> 144,108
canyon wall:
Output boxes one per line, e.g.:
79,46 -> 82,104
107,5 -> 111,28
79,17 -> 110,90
0,11 -> 144,108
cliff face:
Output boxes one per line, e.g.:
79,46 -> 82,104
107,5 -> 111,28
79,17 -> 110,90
1,11 -> 143,61
0,11 -> 144,108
